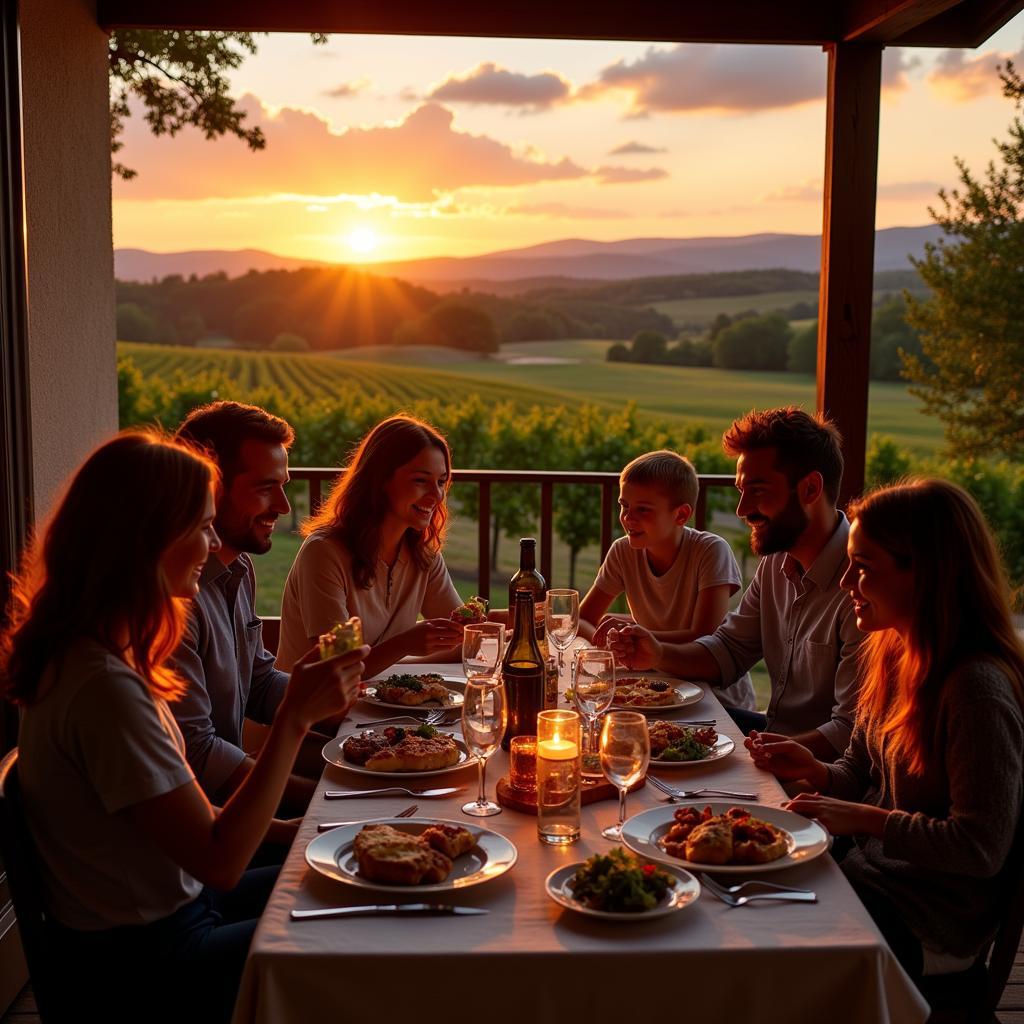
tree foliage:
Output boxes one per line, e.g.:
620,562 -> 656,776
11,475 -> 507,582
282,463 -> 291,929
903,61 -> 1024,459
712,312 -> 791,370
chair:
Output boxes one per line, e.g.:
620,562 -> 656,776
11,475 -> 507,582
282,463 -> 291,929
923,808 -> 1024,1023
0,748 -> 64,1021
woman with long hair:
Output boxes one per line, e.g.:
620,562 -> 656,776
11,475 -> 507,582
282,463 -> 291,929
747,478 -> 1024,984
276,414 -> 464,676
0,431 -> 365,1022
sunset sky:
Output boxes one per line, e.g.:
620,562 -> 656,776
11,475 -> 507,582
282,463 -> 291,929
111,15 -> 1024,264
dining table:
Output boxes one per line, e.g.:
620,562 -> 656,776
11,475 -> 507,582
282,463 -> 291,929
232,659 -> 930,1024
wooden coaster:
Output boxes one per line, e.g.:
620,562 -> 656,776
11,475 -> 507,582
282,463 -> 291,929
496,774 -> 646,815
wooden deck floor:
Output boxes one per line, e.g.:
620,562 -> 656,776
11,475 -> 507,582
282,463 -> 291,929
1,945 -> 1022,1023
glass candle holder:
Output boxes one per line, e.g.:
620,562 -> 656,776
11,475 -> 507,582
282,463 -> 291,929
536,709 -> 581,845
509,735 -> 537,793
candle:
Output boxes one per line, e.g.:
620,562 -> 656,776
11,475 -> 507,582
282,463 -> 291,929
537,737 -> 578,761
537,709 -> 581,845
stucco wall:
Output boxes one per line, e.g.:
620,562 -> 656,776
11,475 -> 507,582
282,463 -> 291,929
20,0 -> 115,516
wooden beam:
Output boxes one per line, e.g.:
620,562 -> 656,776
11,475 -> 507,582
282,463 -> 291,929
817,43 -> 881,506
97,0 -> 839,43
893,0 -> 1024,45
843,0 -> 962,41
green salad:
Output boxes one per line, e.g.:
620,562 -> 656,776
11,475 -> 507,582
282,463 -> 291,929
568,849 -> 674,913
381,673 -> 445,693
658,734 -> 713,762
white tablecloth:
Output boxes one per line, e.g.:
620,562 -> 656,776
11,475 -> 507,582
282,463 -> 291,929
233,665 -> 929,1024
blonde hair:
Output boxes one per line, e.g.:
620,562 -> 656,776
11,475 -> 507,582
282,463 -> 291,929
621,450 -> 698,508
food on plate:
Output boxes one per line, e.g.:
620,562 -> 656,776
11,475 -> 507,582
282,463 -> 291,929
353,823 -> 453,885
648,721 -> 719,761
660,806 -> 789,865
421,823 -> 476,859
373,672 -> 452,706
568,848 -> 675,913
318,616 -> 363,660
450,595 -> 489,625
614,677 -> 678,708
341,724 -> 460,772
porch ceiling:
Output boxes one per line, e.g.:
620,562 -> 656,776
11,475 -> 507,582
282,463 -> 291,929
96,0 -> 1024,48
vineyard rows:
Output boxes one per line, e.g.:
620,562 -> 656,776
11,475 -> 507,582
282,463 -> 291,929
119,342 -> 570,412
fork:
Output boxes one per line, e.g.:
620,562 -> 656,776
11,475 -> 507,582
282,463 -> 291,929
324,786 -> 465,799
318,803 -> 419,831
351,708 -> 460,727
647,776 -> 758,801
699,873 -> 817,907
699,874 -> 814,896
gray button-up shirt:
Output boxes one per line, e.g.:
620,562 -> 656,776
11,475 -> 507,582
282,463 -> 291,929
696,513 -> 862,753
171,554 -> 288,796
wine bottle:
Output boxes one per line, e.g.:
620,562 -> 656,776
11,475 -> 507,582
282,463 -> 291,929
501,590 -> 545,750
509,537 -> 547,653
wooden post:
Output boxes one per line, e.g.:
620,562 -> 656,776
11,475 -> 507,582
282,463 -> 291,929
818,42 -> 881,506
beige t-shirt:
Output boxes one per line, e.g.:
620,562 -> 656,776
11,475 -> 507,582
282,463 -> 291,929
593,529 -> 756,709
18,639 -> 202,931
276,531 -> 461,672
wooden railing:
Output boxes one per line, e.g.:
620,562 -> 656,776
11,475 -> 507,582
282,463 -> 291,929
288,467 -> 736,601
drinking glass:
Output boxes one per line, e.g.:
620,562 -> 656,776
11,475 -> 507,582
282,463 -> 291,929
599,711 -> 650,841
461,677 -> 508,817
572,648 -> 615,775
545,589 -> 580,672
462,622 -> 505,681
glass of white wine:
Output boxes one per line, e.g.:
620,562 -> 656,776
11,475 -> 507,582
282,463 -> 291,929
462,622 -> 505,681
461,677 -> 508,817
545,589 -> 579,671
599,711 -> 650,841
572,648 -> 616,776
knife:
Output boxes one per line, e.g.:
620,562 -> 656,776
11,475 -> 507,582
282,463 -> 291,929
291,903 -> 488,920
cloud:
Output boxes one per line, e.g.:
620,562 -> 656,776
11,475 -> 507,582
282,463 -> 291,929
505,201 -> 627,219
608,140 -> 667,155
113,97 -> 588,202
323,77 -> 372,99
428,62 -> 572,111
929,48 -> 1021,101
764,180 -> 822,203
764,177 -> 939,204
585,43 -> 911,116
595,165 -> 668,184
877,180 -> 942,201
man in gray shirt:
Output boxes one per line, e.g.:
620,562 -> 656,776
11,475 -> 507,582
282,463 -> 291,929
173,401 -> 334,816
610,407 -> 862,760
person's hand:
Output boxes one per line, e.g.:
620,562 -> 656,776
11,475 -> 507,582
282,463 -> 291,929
284,644 -> 368,730
744,730 -> 823,782
403,618 -> 464,656
606,624 -> 661,670
592,615 -> 635,649
783,793 -> 890,838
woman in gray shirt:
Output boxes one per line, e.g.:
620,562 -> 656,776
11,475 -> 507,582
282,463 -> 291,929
748,478 -> 1024,985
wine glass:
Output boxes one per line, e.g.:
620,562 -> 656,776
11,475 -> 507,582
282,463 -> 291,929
462,622 -> 505,681
572,648 -> 615,775
545,589 -> 579,672
461,677 -> 508,817
599,711 -> 650,842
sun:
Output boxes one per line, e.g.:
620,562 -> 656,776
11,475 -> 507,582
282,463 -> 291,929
347,227 -> 378,256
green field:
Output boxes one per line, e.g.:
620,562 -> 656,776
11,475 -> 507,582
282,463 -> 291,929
121,338 -> 943,455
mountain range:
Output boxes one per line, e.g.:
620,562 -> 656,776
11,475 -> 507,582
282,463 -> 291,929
114,225 -> 941,291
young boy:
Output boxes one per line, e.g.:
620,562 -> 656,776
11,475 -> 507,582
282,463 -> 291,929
580,450 -> 755,709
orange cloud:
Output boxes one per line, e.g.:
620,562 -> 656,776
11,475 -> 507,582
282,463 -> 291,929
113,97 -> 587,202
428,62 -> 572,111
929,48 -> 1021,101
595,165 -> 668,184
506,201 -> 628,219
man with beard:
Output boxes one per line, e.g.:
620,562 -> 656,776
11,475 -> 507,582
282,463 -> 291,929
173,402 -> 339,816
609,407 -> 861,760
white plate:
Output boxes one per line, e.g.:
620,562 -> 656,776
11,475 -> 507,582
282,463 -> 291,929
322,731 -> 476,778
649,733 -> 735,767
621,802 -> 830,874
611,675 -> 704,712
360,673 -> 465,711
545,862 -> 700,921
306,817 -> 517,893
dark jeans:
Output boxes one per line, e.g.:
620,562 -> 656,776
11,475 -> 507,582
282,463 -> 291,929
45,864 -> 279,1024
724,705 -> 768,735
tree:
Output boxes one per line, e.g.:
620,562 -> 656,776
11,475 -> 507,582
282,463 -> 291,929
414,301 -> 500,354
116,302 -> 158,343
870,296 -> 922,382
606,342 -> 630,362
787,320 -> 817,373
271,332 -> 309,352
903,61 -> 1024,459
712,312 -> 791,370
108,31 -> 325,180
629,329 -> 668,363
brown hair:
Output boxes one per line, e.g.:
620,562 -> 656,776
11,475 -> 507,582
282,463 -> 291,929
723,406 -> 844,503
621,450 -> 699,508
1,432 -> 219,704
303,415 -> 450,589
849,478 -> 1024,774
176,400 -> 294,484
